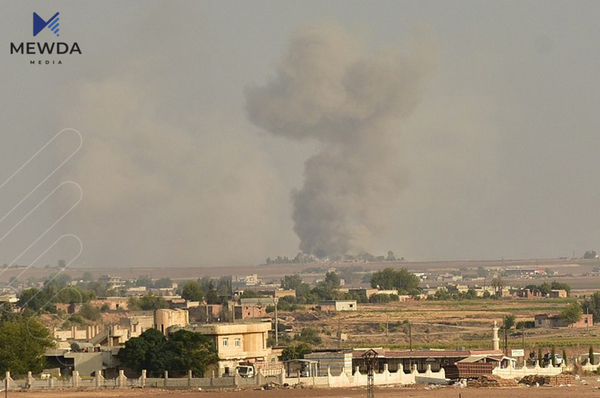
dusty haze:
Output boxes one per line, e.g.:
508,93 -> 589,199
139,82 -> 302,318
1,2 -> 600,268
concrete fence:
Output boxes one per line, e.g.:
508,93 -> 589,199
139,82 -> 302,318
0,361 -> 567,391
492,360 -> 565,379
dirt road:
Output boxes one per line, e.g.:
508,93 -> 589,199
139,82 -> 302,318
14,384 -> 600,398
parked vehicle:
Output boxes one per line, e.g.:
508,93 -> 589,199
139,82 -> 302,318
236,365 -> 255,378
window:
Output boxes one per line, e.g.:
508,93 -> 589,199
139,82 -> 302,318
223,338 -> 229,347
235,338 -> 241,347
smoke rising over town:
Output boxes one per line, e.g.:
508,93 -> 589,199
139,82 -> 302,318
246,23 -> 438,258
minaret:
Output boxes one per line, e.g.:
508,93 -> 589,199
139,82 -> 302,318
492,321 -> 500,351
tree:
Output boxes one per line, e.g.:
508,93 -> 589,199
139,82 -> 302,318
583,291 -> 600,322
370,268 -> 420,294
590,346 -> 595,365
296,328 -> 322,345
477,267 -> 489,278
280,275 -> 303,291
502,314 -> 515,355
559,303 -> 583,326
386,251 -> 396,261
551,346 -> 556,367
166,329 -> 218,376
324,272 -> 341,288
490,276 -> 506,297
119,328 -> 217,377
502,314 -> 516,331
128,294 -> 168,311
154,278 -> 173,288
550,281 -> 571,296
79,303 -> 102,321
584,250 -> 597,259
181,281 -> 204,301
57,259 -> 66,269
118,328 -> 169,375
82,271 -> 94,282
281,343 -> 312,361
0,318 -> 54,374
562,348 -> 567,366
205,280 -> 220,304
240,290 -> 266,299
135,275 -> 154,288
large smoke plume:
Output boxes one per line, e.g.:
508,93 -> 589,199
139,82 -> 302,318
246,22 -> 438,258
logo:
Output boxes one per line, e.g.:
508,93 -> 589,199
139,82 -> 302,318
10,11 -> 81,65
33,12 -> 60,37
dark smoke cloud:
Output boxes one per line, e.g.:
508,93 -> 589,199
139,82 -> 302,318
246,22 -> 438,258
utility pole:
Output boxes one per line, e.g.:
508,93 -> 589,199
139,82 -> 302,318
587,306 -> 590,332
274,297 -> 279,346
337,318 -> 342,348
386,315 -> 389,337
363,349 -> 378,398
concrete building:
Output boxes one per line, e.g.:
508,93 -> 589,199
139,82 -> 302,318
189,304 -> 226,323
89,297 -> 129,311
317,300 -> 357,311
181,322 -> 272,376
232,274 -> 261,287
256,288 -> 296,298
235,304 -> 268,320
534,313 -> 593,328
548,289 -> 568,298
154,308 -> 189,335
53,325 -> 100,342
119,314 -> 154,338
304,350 -> 353,376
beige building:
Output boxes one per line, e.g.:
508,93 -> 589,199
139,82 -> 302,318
317,300 -> 357,311
154,308 -> 189,335
184,322 -> 272,376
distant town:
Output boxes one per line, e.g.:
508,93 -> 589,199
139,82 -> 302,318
0,254 -> 599,393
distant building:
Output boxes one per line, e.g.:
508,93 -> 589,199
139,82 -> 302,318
154,308 -> 189,335
257,288 -> 296,298
548,289 -> 568,298
89,297 -> 129,311
119,315 -> 154,338
53,325 -> 100,342
189,304 -> 226,323
169,299 -> 200,309
232,274 -> 261,287
534,313 -> 592,328
98,275 -> 125,288
317,300 -> 357,311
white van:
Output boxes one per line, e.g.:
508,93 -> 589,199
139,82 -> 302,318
236,365 -> 255,378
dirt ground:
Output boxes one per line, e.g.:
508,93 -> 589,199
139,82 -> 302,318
12,379 -> 600,398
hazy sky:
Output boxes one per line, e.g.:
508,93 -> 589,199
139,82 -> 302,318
1,1 -> 600,269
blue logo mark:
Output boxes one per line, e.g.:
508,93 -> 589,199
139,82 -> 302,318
33,12 -> 60,37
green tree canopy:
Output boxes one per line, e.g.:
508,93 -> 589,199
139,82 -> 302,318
127,294 -> 168,311
0,317 -> 54,374
281,343 -> 312,361
324,272 -> 341,288
584,250 -> 597,259
118,328 -> 217,377
181,281 -> 204,301
79,303 -> 102,321
280,275 -> 304,291
502,314 -> 516,331
167,329 -> 218,376
560,303 -> 583,326
370,268 -> 420,294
